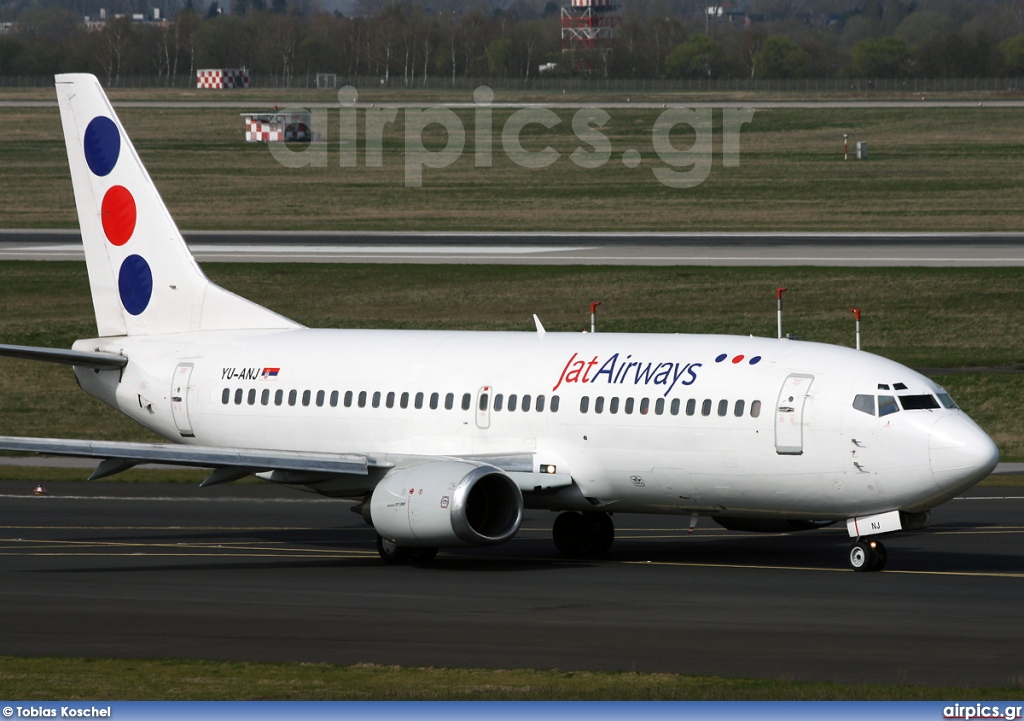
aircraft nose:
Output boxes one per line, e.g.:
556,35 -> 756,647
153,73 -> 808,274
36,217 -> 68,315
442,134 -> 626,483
929,415 -> 999,491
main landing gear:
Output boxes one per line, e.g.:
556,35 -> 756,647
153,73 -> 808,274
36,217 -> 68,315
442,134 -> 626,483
376,535 -> 438,565
552,511 -> 614,558
848,539 -> 887,572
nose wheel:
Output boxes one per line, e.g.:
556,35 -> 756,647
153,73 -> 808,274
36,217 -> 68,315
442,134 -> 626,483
552,511 -> 615,557
849,539 -> 887,572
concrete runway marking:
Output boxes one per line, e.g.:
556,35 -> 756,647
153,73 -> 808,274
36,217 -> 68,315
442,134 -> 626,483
626,559 -> 1024,578
0,494 -> 331,503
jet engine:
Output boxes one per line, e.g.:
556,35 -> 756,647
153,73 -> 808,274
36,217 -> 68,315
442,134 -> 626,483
369,461 -> 523,547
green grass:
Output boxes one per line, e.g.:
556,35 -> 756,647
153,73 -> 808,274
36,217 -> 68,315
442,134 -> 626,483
1,657 -> 1022,700
0,262 -> 1021,459
3,104 -> 1024,231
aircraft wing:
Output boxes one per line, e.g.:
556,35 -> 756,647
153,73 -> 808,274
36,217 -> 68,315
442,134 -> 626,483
0,344 -> 128,370
0,435 -> 389,487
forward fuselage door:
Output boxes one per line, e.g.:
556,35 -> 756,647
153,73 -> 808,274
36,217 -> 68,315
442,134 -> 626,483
476,386 -> 492,429
775,373 -> 814,455
171,362 -> 195,438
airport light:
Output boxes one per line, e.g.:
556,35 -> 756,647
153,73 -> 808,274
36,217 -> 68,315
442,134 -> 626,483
851,307 -> 861,350
776,287 -> 787,339
844,133 -> 849,160
590,301 -> 601,333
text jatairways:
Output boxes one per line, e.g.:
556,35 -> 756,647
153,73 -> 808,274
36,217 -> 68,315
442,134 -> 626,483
553,352 -> 701,397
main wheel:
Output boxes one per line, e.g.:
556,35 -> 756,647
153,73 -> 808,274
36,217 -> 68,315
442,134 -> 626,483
870,541 -> 887,571
553,512 -> 587,556
376,534 -> 414,564
582,513 -> 615,556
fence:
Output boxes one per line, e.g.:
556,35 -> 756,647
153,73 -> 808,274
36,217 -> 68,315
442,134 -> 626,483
1,74 -> 1021,93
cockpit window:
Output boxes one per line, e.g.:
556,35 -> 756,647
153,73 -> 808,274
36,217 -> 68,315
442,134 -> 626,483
899,394 -> 940,411
893,382 -> 907,390
853,394 -> 875,416
937,392 -> 958,409
877,384 -> 890,390
878,395 -> 900,417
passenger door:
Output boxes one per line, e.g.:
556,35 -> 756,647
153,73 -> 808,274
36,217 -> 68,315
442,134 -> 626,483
775,373 -> 814,455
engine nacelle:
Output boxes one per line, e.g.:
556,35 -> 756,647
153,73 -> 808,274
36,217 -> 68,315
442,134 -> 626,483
370,461 -> 523,548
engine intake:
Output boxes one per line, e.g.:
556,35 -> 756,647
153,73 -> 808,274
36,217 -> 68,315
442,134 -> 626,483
370,461 -> 523,548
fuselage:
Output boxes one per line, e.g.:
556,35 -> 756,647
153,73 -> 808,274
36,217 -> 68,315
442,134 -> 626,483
73,328 -> 999,521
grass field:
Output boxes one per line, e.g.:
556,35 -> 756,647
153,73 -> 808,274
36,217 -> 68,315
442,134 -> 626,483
1,657 -> 1022,700
0,262 -> 1021,459
3,101 -> 1024,231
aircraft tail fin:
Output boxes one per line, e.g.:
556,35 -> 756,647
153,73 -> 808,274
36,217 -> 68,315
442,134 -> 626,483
55,73 -> 299,337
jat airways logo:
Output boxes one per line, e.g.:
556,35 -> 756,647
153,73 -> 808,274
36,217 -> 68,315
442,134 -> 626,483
552,352 -> 701,397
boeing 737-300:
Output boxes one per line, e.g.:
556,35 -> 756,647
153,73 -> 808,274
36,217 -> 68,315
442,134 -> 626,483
0,74 -> 1000,571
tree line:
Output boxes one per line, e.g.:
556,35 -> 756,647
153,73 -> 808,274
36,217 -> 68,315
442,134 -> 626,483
2,0 -> 1024,85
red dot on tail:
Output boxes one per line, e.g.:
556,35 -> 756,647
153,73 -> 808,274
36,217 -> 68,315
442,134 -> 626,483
732,355 -> 745,364
101,185 -> 136,246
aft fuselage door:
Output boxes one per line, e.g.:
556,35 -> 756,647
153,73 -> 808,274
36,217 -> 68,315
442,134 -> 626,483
775,373 -> 814,455
171,362 -> 195,438
476,386 -> 492,429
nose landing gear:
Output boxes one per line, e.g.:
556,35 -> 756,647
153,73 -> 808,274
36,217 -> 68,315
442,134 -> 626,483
849,539 -> 887,572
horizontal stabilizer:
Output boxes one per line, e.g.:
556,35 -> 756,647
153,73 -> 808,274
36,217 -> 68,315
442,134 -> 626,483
0,436 -> 391,483
0,343 -> 127,370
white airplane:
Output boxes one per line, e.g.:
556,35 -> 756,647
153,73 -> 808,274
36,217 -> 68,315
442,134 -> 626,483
0,74 -> 1000,572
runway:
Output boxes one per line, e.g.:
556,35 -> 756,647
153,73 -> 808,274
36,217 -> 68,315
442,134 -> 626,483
1,479 -> 1021,687
4,231 -> 1024,266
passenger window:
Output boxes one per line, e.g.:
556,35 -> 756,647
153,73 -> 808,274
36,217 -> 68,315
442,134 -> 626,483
400,392 -> 409,409
508,394 -> 518,412
479,393 -> 489,411
288,389 -> 297,406
429,392 -> 439,410
701,399 -> 712,416
594,397 -> 605,414
261,389 -> 270,406
717,399 -> 728,417
358,391 -> 366,408
750,400 -> 761,418
415,392 -> 424,409
937,392 -> 957,409
853,394 -> 875,416
316,390 -> 325,407
248,388 -> 256,405
734,400 -> 745,417
344,390 -> 353,408
462,393 -> 471,411
372,391 -> 381,408
386,391 -> 395,409
536,395 -> 545,412
444,393 -> 454,410
302,390 -> 311,407
221,388 -> 230,405
624,398 -> 634,414
640,398 -> 650,415
550,396 -> 559,412
579,396 -> 589,413
878,395 -> 899,417
275,389 -> 284,406
609,397 -> 618,414
655,398 -> 665,415
523,395 -> 532,412
330,391 -> 339,408
234,388 -> 243,405
670,398 -> 680,416
899,394 -> 940,411
494,394 -> 504,411
686,399 -> 696,416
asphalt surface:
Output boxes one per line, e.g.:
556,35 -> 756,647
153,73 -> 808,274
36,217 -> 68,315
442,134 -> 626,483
4,231 -> 1024,266
1,479 -> 1021,687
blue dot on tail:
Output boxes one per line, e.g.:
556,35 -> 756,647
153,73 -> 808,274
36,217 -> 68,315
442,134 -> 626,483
118,255 -> 152,315
84,116 -> 120,177
715,353 -> 727,363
